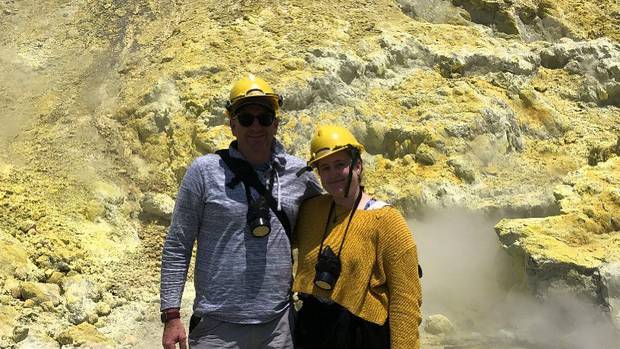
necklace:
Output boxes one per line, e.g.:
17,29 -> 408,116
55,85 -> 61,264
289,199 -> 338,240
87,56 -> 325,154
318,189 -> 363,262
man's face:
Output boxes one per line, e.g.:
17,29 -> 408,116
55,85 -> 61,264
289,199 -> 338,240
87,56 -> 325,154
230,103 -> 279,156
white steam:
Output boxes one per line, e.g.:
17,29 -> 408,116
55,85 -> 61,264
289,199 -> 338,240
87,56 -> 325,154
410,210 -> 619,348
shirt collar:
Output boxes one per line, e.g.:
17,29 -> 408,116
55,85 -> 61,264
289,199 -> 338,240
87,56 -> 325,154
228,139 -> 287,171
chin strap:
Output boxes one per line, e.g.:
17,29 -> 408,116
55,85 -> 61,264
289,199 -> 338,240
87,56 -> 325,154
344,147 -> 360,198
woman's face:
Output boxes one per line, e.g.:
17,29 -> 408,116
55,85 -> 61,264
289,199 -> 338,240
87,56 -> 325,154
316,150 -> 361,198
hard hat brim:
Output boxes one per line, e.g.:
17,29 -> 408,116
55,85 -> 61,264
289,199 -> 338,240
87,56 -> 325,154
308,146 -> 354,167
228,95 -> 280,115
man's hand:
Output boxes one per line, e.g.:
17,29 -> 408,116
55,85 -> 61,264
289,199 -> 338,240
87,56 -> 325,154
162,318 -> 187,349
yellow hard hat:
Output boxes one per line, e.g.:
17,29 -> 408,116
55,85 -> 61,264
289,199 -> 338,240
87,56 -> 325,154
226,74 -> 283,115
308,125 -> 365,167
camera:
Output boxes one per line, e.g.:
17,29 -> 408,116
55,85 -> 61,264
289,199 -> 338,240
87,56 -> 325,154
247,196 -> 271,237
314,246 -> 341,290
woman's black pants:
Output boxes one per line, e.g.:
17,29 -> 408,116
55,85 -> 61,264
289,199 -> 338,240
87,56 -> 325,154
294,294 -> 390,349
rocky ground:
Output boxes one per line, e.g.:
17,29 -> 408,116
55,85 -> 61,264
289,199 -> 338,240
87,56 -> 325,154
0,0 -> 618,347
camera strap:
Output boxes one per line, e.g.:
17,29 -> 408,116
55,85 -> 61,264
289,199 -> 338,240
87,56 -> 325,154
216,149 -> 292,241
317,188 -> 363,261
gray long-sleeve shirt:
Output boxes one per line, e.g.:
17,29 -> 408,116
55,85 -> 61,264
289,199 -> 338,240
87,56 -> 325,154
160,140 -> 322,324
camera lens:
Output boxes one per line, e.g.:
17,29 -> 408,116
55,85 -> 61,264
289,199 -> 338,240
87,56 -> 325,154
314,271 -> 337,290
251,217 -> 270,237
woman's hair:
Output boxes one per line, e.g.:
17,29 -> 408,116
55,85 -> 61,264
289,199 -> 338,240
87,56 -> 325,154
356,156 -> 364,183
347,148 -> 364,184
352,147 -> 364,176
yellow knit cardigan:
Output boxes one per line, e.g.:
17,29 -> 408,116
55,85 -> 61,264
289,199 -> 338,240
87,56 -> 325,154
293,194 -> 422,349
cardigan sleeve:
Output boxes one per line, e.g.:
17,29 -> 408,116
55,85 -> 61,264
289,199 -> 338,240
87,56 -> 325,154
381,208 -> 423,349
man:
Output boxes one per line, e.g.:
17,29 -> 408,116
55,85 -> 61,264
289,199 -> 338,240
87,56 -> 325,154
160,74 -> 322,349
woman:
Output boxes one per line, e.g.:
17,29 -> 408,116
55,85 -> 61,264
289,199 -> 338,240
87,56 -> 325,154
293,125 -> 422,349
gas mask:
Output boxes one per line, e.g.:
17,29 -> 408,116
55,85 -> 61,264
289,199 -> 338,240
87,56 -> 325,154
247,196 -> 271,237
313,245 -> 341,290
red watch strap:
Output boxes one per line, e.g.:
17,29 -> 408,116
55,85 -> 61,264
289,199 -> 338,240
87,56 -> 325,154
161,309 -> 181,323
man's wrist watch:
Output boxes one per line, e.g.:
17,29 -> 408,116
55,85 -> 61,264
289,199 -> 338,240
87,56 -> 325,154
161,309 -> 181,323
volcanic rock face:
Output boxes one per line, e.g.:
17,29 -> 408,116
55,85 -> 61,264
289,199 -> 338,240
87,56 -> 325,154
496,156 -> 620,327
0,0 -> 618,347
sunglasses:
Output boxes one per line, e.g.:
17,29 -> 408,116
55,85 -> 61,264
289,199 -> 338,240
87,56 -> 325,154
234,113 -> 276,127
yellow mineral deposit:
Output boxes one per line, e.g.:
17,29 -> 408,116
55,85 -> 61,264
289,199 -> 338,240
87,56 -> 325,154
0,0 -> 618,347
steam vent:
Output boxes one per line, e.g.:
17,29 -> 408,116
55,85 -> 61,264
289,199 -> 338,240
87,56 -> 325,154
1,0 -> 619,348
